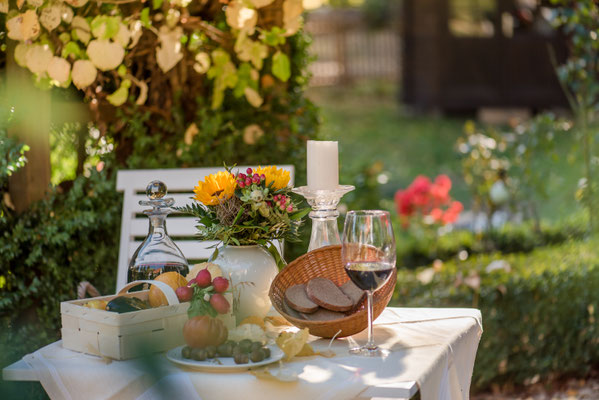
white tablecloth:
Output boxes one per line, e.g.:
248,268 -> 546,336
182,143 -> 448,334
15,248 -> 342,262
21,307 -> 482,400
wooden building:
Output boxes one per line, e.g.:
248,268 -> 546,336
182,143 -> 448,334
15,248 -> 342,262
402,0 -> 569,112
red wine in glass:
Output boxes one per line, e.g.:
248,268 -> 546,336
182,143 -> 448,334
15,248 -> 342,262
344,262 -> 394,291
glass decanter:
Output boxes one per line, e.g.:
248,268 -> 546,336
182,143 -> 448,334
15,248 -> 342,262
127,180 -> 189,283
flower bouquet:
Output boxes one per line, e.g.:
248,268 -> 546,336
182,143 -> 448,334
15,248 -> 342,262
178,166 -> 309,264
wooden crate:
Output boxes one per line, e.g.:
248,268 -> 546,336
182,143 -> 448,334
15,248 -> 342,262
61,280 -> 235,360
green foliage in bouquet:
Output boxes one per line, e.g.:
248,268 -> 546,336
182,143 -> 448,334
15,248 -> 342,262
178,166 -> 309,260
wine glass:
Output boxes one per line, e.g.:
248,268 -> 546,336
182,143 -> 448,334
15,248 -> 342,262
342,210 -> 396,357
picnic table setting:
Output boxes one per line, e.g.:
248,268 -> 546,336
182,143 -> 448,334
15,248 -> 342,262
3,141 -> 483,400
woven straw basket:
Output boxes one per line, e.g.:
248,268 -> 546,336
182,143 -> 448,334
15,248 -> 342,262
269,245 -> 397,338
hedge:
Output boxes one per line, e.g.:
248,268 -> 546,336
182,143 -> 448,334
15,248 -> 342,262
392,238 -> 599,390
396,214 -> 588,269
0,169 -> 121,399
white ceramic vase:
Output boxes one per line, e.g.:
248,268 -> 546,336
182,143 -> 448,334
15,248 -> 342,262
209,245 -> 278,321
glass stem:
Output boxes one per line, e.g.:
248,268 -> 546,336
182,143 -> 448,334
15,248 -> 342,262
366,290 -> 376,350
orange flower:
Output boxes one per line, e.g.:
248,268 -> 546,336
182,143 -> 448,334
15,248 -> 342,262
193,171 -> 237,206
255,166 -> 290,190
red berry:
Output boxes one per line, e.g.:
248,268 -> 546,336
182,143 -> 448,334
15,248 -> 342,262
210,293 -> 230,314
212,277 -> 229,293
196,269 -> 212,288
176,286 -> 193,302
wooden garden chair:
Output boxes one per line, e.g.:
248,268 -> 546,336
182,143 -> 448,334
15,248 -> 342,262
113,166 -> 295,292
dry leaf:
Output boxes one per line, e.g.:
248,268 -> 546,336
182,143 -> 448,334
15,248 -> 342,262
250,0 -> 274,8
114,23 -> 130,48
72,59 -> 97,89
276,328 -> 309,361
283,0 -> 302,35
47,56 -> 71,84
0,0 -> 9,14
40,5 -> 62,31
72,16 -> 91,44
244,87 -> 263,108
60,3 -> 73,23
225,1 -> 257,34
183,123 -> 199,145
86,39 -> 125,71
7,10 -> 41,41
193,52 -> 211,74
64,0 -> 88,7
27,0 -> 43,8
243,124 -> 264,145
26,44 -> 53,74
14,43 -> 31,67
156,26 -> 184,73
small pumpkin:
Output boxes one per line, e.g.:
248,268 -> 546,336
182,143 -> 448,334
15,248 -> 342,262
183,316 -> 228,348
148,271 -> 188,308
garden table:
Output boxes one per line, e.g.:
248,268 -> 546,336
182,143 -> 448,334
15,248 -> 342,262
3,307 -> 482,400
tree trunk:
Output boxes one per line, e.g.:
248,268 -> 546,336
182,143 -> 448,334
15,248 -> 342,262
6,43 -> 52,213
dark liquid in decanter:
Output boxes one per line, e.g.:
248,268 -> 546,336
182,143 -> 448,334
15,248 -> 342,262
128,262 -> 189,282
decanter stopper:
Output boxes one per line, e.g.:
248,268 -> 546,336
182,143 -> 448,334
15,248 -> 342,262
146,180 -> 167,199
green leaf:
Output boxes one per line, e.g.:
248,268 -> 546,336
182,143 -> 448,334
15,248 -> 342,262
106,83 -> 129,106
272,51 -> 290,82
289,207 -> 310,221
260,27 -> 286,47
91,16 -> 121,40
152,0 -> 163,9
61,42 -> 81,59
140,8 -> 151,28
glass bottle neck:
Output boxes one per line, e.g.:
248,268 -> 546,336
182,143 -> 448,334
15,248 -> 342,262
148,214 -> 168,236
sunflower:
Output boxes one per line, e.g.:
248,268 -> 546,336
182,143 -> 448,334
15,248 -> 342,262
255,166 -> 290,191
193,171 -> 237,206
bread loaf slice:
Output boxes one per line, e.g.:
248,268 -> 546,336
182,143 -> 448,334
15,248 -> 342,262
339,280 -> 366,308
284,284 -> 319,313
306,277 -> 353,312
300,308 -> 345,321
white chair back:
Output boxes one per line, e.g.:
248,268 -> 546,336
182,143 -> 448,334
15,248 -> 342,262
115,166 -> 295,292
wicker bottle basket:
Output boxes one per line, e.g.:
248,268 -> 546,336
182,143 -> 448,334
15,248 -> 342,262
269,245 -> 397,338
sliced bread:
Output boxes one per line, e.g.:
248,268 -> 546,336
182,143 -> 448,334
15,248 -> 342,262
306,277 -> 353,312
284,284 -> 319,313
300,308 -> 345,321
339,280 -> 366,308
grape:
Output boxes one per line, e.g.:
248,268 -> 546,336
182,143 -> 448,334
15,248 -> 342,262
182,346 -> 192,359
234,353 -> 249,364
261,347 -> 270,358
205,346 -> 217,358
250,349 -> 265,363
191,348 -> 207,361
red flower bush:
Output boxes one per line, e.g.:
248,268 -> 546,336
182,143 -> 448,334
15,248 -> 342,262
395,175 -> 463,228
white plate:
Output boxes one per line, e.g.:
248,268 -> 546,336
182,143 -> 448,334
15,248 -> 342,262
166,344 -> 284,372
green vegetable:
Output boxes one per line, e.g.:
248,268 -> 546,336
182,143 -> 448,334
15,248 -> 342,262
106,296 -> 149,313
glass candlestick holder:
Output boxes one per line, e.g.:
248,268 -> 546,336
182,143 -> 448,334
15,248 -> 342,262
292,185 -> 355,252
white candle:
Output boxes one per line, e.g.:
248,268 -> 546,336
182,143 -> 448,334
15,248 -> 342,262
307,140 -> 339,190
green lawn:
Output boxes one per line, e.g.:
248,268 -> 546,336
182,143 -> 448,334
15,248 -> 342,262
307,84 -> 585,222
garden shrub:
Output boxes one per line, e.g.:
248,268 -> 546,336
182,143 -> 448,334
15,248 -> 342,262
393,239 -> 599,390
0,169 -> 121,381
396,214 -> 588,268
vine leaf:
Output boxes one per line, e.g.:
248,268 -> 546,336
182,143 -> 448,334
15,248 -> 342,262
272,51 -> 290,82
87,39 -> 125,71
